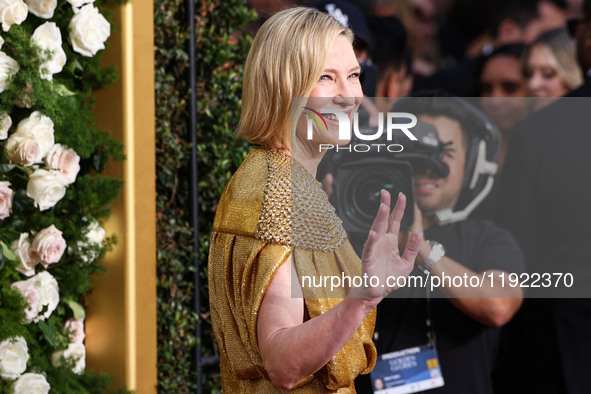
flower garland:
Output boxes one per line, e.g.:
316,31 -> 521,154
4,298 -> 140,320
0,0 -> 123,392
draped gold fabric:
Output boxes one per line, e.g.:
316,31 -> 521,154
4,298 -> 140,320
208,147 -> 376,392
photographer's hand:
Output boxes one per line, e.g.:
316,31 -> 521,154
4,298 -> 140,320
321,172 -> 334,198
399,204 -> 432,266
349,190 -> 422,304
401,206 -> 523,327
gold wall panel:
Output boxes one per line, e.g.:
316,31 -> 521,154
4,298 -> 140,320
88,0 -> 157,392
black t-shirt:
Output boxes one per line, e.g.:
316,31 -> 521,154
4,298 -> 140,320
356,219 -> 524,394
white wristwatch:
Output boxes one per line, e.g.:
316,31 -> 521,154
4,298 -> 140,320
418,240 -> 445,273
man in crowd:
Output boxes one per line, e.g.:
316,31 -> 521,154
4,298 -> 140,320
495,0 -> 591,392
355,94 -> 525,393
369,15 -> 413,109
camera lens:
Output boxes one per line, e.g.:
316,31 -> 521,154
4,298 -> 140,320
333,158 -> 415,255
346,169 -> 407,224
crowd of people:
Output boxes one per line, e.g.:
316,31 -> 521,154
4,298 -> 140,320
207,0 -> 591,392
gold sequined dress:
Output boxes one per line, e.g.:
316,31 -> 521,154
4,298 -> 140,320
208,147 -> 377,392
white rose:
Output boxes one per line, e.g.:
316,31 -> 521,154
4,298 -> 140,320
15,111 -> 54,158
12,271 -> 59,322
66,0 -> 93,8
0,50 -> 18,92
31,224 -> 66,268
0,180 -> 13,220
0,0 -> 27,32
68,4 -> 110,57
87,220 -> 105,245
0,113 -> 11,139
0,336 -> 28,380
44,144 -> 80,185
11,233 -> 40,277
64,317 -> 85,344
33,270 -> 59,321
13,373 -> 50,394
77,219 -> 105,263
24,0 -> 55,19
4,133 -> 42,166
0,35 -> 4,48
51,343 -> 85,374
26,169 -> 66,211
31,22 -> 66,81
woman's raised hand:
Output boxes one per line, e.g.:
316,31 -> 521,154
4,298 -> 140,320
351,190 -> 422,301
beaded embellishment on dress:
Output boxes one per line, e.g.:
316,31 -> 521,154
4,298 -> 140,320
256,149 -> 347,252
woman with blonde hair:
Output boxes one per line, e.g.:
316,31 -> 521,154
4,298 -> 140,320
523,27 -> 583,110
208,6 -> 421,392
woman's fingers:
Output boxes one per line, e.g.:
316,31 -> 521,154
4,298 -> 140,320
387,192 -> 407,236
363,192 -> 419,291
361,230 -> 377,262
369,190 -> 391,236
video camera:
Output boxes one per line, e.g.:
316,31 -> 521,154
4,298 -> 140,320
327,121 -> 449,256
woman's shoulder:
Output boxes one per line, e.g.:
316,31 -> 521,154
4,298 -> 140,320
213,147 -> 347,252
212,147 -> 291,243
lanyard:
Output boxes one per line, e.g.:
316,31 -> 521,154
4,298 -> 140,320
374,276 -> 438,350
426,285 -> 436,348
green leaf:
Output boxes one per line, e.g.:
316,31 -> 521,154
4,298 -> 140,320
0,241 -> 16,262
64,299 -> 86,319
53,83 -> 76,96
38,320 -> 59,347
0,164 -> 16,172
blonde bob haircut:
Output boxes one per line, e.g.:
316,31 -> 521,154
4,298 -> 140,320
523,28 -> 583,91
237,7 -> 354,149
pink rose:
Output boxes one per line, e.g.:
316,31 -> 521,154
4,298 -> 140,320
44,144 -> 80,185
10,281 -> 40,322
31,224 -> 66,268
64,318 -> 85,344
0,181 -> 14,219
11,233 -> 40,277
4,133 -> 42,166
14,111 -> 54,157
11,271 -> 59,322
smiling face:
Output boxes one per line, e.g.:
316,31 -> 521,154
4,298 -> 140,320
296,35 -> 363,149
525,45 -> 569,110
413,115 -> 466,219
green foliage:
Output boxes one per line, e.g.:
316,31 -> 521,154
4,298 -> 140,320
155,0 -> 256,391
154,0 -> 196,390
0,260 -> 28,340
0,1 -> 123,392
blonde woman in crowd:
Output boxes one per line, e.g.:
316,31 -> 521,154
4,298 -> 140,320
523,27 -> 583,111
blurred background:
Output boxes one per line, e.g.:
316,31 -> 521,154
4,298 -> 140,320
153,0 -> 587,392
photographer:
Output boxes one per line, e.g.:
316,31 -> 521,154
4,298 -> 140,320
352,94 -> 524,393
